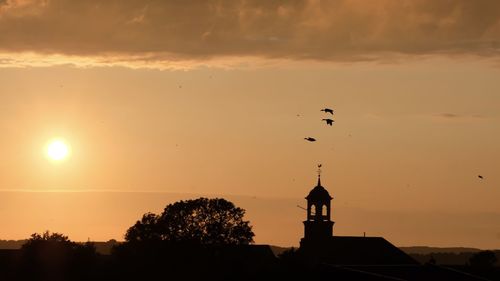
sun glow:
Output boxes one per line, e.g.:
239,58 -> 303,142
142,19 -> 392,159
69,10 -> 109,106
47,139 -> 70,161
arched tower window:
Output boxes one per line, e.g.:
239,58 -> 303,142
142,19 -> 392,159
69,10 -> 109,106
310,205 -> 316,219
322,205 -> 327,219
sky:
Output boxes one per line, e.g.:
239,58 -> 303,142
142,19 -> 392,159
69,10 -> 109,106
0,0 -> 500,249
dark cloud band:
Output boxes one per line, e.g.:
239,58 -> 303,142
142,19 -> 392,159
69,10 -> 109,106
1,0 -> 499,64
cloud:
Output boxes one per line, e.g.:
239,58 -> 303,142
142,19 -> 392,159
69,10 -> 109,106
435,113 -> 461,119
433,113 -> 486,120
1,0 -> 500,67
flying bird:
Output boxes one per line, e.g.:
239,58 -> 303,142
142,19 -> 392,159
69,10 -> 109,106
321,108 -> 334,115
304,137 -> 316,142
478,175 -> 484,179
322,118 -> 334,126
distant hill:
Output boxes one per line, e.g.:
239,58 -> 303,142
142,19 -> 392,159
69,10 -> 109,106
400,246 -> 500,266
400,246 -> 482,255
269,245 -> 500,265
93,240 -> 120,254
0,240 -> 26,249
269,245 -> 292,257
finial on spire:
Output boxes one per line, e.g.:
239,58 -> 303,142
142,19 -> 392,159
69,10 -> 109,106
317,164 -> 322,186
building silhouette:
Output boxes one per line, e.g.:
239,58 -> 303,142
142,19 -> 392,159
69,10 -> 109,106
294,176 -> 492,280
299,173 -> 418,265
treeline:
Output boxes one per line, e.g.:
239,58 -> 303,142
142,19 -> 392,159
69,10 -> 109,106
0,239 -> 118,255
0,232 -> 279,281
0,198 -> 270,281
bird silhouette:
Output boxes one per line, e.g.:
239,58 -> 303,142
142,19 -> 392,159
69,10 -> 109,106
304,137 -> 316,142
322,118 -> 334,126
478,175 -> 484,179
321,108 -> 334,114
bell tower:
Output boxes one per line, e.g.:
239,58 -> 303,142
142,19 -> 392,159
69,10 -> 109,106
300,165 -> 334,247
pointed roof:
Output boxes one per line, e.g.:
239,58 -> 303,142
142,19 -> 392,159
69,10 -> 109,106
306,175 -> 332,200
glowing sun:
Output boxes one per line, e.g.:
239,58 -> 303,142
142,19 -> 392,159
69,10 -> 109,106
47,139 -> 70,161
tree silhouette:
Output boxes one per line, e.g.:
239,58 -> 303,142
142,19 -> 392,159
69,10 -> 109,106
22,231 -> 96,259
469,250 -> 498,268
23,231 -> 71,245
124,212 -> 162,242
125,197 -> 254,245
19,231 -> 97,280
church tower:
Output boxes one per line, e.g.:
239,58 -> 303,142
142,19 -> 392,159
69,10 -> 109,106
300,167 -> 334,248
297,166 -> 419,265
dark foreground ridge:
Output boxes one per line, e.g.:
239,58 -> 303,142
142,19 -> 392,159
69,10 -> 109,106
1,243 -> 499,281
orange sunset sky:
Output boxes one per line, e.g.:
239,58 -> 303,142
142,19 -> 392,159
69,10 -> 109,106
0,0 -> 500,249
